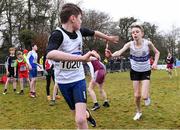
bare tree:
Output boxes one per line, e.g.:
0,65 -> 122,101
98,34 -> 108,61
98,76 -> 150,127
82,9 -> 112,53
0,0 -> 5,16
82,9 -> 112,32
47,0 -> 65,32
165,26 -> 180,58
0,0 -> 25,46
119,17 -> 137,43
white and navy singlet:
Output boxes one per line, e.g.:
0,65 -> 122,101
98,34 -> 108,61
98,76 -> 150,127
46,27 -> 95,84
130,39 -> 151,72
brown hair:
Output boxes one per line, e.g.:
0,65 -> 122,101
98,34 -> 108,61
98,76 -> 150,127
60,3 -> 82,24
31,43 -> 36,48
130,22 -> 144,32
9,47 -> 15,52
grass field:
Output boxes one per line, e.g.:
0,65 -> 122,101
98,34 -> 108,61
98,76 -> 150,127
1,69 -> 180,129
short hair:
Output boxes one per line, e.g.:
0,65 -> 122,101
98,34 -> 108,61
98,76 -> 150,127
16,51 -> 22,56
9,47 -> 15,52
130,22 -> 144,32
60,3 -> 82,24
31,43 -> 36,48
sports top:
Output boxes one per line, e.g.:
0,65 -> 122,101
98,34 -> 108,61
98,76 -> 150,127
130,39 -> 151,72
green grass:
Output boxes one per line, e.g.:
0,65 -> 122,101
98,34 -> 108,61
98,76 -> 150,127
1,69 -> 180,129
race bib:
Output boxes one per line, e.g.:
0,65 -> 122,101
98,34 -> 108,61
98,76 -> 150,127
20,65 -> 27,71
60,61 -> 81,70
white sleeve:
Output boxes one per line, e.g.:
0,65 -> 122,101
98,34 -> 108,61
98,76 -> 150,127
5,57 -> 9,69
87,62 -> 95,79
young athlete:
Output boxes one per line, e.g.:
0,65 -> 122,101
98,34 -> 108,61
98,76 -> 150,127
87,51 -> 109,111
23,49 -> 29,87
14,51 -> 30,95
3,47 -> 17,94
23,49 -> 28,60
43,58 -> 60,102
26,43 -> 38,98
46,3 -> 119,129
166,52 -> 174,79
44,58 -> 55,100
105,22 -> 160,120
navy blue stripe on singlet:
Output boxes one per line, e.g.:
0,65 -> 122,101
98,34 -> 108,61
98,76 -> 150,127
72,52 -> 81,55
130,54 -> 150,62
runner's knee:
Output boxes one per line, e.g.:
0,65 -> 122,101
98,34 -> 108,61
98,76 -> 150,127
75,116 -> 87,126
134,95 -> 141,100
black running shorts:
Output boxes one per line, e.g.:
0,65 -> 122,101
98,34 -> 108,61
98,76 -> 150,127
130,69 -> 151,81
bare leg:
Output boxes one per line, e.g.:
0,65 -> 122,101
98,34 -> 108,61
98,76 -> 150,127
52,83 -> 58,100
30,77 -> 36,97
75,103 -> 88,129
88,80 -> 97,103
4,77 -> 10,90
141,80 -> 150,100
32,78 -> 36,93
142,80 -> 151,106
3,77 -> 10,94
13,78 -> 17,90
133,81 -> 141,112
168,68 -> 172,78
98,83 -> 108,101
20,78 -> 24,91
27,78 -> 31,87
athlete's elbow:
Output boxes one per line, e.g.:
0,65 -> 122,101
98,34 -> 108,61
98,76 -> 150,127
155,50 -> 160,56
46,51 -> 53,60
157,50 -> 160,56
